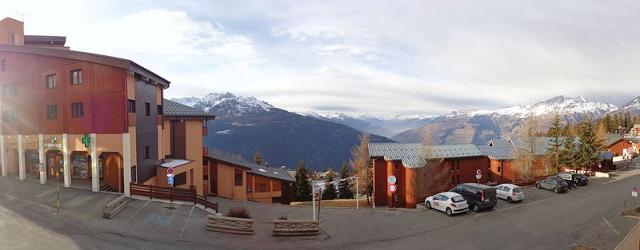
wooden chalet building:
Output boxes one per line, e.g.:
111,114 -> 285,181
205,148 -> 294,204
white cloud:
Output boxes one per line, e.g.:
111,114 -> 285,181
2,0 -> 639,116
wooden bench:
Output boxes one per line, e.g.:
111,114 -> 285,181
272,220 -> 320,236
103,195 -> 127,219
206,215 -> 254,235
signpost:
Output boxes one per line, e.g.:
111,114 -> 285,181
389,184 -> 397,193
388,175 -> 396,185
167,167 -> 174,186
475,169 -> 482,184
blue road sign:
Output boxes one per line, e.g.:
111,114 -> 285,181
167,175 -> 174,186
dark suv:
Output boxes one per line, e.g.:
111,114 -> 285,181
450,183 -> 497,212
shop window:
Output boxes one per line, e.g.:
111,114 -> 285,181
128,99 -> 136,113
71,152 -> 89,179
71,69 -> 82,85
47,105 -> 57,119
234,169 -> 243,186
46,74 -> 57,89
71,102 -> 83,117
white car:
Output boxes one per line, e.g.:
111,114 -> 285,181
495,184 -> 524,202
424,192 -> 469,216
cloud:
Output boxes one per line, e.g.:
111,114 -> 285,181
2,0 -> 639,116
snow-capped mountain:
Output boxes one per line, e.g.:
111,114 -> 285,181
618,96 -> 640,115
451,96 -> 618,118
180,92 -> 274,118
171,93 -> 392,170
392,96 -> 620,145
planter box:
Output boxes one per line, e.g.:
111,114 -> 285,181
206,215 -> 254,235
272,220 -> 319,236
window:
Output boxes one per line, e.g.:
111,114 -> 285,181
71,102 -> 83,118
1,59 -> 5,72
127,99 -> 136,113
47,105 -> 57,119
144,146 -> 150,159
157,105 -> 163,115
145,102 -> 150,116
46,74 -> 57,89
234,169 -> 243,186
70,70 -> 82,85
497,167 -> 501,173
2,85 -> 16,96
71,153 -> 89,179
257,183 -> 267,192
9,33 -> 15,45
2,110 -> 16,122
174,172 -> 187,186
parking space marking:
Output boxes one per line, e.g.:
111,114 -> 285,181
128,200 -> 151,219
2,193 -> 18,201
601,217 -> 621,236
179,205 -> 195,239
493,194 -> 562,213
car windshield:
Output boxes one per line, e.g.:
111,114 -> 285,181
451,196 -> 465,202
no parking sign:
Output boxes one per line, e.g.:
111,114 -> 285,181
389,184 -> 397,193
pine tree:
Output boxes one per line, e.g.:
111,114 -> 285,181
546,115 -> 563,173
338,163 -> 354,199
322,172 -> 338,200
576,119 -> 602,170
253,150 -> 264,165
291,161 -> 312,201
559,136 -> 578,170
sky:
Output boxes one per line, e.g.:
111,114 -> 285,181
1,0 -> 639,117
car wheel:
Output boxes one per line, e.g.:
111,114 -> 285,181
446,208 -> 453,216
507,197 -> 513,203
472,204 -> 480,212
553,187 -> 558,193
425,201 -> 431,209
536,183 -> 541,189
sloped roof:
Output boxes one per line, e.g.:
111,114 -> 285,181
603,133 -> 624,146
369,143 -> 485,168
480,139 -> 518,160
207,148 -> 294,182
163,99 -> 215,118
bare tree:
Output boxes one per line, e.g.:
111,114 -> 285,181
415,131 -> 447,201
514,113 -> 541,180
350,133 -> 371,204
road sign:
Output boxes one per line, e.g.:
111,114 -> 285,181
167,175 -> 174,186
475,169 -> 482,181
633,191 -> 638,197
167,167 -> 174,175
388,175 -> 397,185
389,184 -> 397,193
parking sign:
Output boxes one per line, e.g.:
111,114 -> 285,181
168,175 -> 174,186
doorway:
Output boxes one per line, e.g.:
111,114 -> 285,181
46,150 -> 63,178
25,149 -> 39,177
100,152 -> 123,193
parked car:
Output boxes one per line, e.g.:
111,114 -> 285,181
450,183 -> 497,212
424,192 -> 469,216
536,177 -> 569,193
557,172 -> 589,187
574,173 -> 589,186
557,173 -> 576,188
495,184 -> 524,202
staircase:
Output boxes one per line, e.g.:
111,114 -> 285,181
100,184 -> 116,192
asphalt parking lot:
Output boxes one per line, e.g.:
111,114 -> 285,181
1,166 -> 640,250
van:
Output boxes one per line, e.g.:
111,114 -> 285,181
450,183 -> 497,212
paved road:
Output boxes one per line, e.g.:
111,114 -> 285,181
1,166 -> 640,249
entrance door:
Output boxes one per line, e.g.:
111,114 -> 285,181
46,150 -> 63,178
25,150 -> 39,176
6,149 -> 18,175
101,153 -> 123,193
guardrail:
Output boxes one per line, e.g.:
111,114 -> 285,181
130,183 -> 218,211
103,195 -> 127,219
272,220 -> 320,236
206,215 -> 255,235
